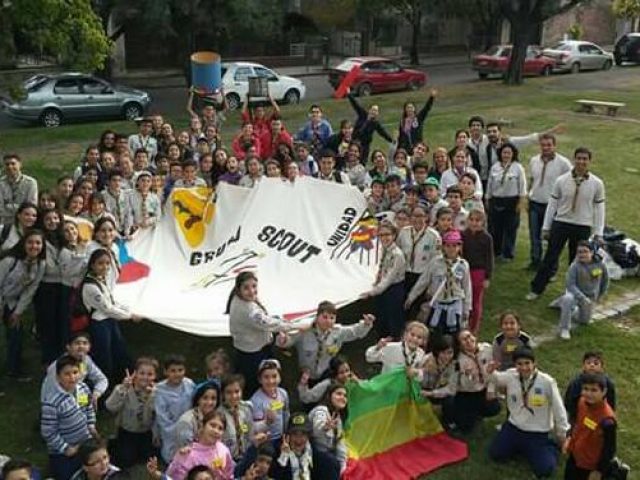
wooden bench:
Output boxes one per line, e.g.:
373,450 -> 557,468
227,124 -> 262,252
576,99 -> 626,117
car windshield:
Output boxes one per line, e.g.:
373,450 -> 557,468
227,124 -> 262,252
551,43 -> 572,51
485,46 -> 510,57
335,59 -> 362,71
23,75 -> 50,92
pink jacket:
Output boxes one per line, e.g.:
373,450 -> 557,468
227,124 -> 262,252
166,441 -> 234,480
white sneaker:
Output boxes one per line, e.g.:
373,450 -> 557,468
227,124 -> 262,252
560,329 -> 571,340
525,292 -> 539,301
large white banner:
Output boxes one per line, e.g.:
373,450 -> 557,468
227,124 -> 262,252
114,178 -> 380,336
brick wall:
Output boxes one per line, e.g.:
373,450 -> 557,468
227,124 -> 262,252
542,0 -> 617,46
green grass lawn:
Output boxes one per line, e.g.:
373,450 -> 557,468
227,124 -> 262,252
1,73 -> 639,479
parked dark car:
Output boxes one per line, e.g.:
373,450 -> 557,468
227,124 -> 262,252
614,33 -> 640,65
1,72 -> 151,127
328,57 -> 427,96
472,45 -> 556,79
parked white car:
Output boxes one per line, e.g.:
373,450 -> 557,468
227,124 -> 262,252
542,40 -> 614,73
221,62 -> 306,110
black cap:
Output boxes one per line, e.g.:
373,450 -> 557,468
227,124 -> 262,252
287,412 -> 312,434
512,346 -> 535,362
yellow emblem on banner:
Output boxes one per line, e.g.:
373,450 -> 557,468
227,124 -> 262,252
172,187 -> 215,248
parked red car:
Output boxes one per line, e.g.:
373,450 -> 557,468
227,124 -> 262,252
472,45 -> 555,79
328,57 -> 428,96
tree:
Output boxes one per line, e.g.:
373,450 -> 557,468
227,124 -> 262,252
101,0 -> 285,71
500,0 -> 587,85
612,0 -> 640,31
3,0 -> 111,72
436,0 -> 503,51
389,0 -> 428,65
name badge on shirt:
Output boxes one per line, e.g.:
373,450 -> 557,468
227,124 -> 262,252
79,362 -> 87,375
270,400 -> 284,411
530,395 -> 546,407
326,345 -> 339,356
240,423 -> 249,433
583,416 -> 598,430
77,393 -> 90,407
505,343 -> 517,353
591,268 -> 602,278
212,456 -> 225,469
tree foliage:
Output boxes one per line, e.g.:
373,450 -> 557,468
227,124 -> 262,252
612,0 -> 640,18
435,0 -> 503,50
388,0 -> 429,65
500,0 -> 587,85
3,0 -> 111,71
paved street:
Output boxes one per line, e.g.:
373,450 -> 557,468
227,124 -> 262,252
1,63 -> 638,129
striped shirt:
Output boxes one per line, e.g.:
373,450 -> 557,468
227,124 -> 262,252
41,380 -> 95,454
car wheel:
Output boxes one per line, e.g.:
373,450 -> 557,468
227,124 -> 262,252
541,65 -> 552,77
122,102 -> 143,121
478,72 -> 488,80
40,108 -> 62,128
284,89 -> 300,105
602,59 -> 613,71
225,93 -> 241,111
570,62 -> 580,74
407,80 -> 421,91
357,82 -> 372,96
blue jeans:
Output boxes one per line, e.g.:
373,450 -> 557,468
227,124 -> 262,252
531,221 -> 591,295
89,318 -> 131,383
49,453 -> 82,480
35,282 -> 69,366
375,281 -> 406,339
489,421 -> 559,478
234,344 -> 273,398
528,200 -> 546,265
489,197 -> 520,259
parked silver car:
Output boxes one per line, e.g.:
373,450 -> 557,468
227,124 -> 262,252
542,40 -> 614,73
1,73 -> 151,127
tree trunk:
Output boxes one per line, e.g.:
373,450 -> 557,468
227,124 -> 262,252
504,21 -> 532,85
410,15 -> 421,65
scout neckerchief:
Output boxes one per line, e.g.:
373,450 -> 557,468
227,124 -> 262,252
20,258 -> 41,288
138,134 -> 150,151
133,386 -> 151,425
409,226 -> 427,270
443,256 -> 459,299
8,174 -> 23,206
401,341 -> 417,367
107,189 -> 122,226
537,154 -> 554,187
376,246 -> 392,284
288,442 -> 313,480
571,169 -> 589,212
499,161 -> 513,186
519,371 -> 539,415
461,349 -> 484,385
328,408 -> 342,451
230,404 -> 244,458
312,326 -> 331,375
433,357 -> 453,388
140,191 -> 148,224
87,273 -> 116,304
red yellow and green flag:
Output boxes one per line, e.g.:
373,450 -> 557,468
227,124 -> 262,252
343,369 -> 468,479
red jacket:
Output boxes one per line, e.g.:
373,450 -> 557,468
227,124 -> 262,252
232,134 -> 262,160
242,111 -> 273,153
261,130 -> 293,160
